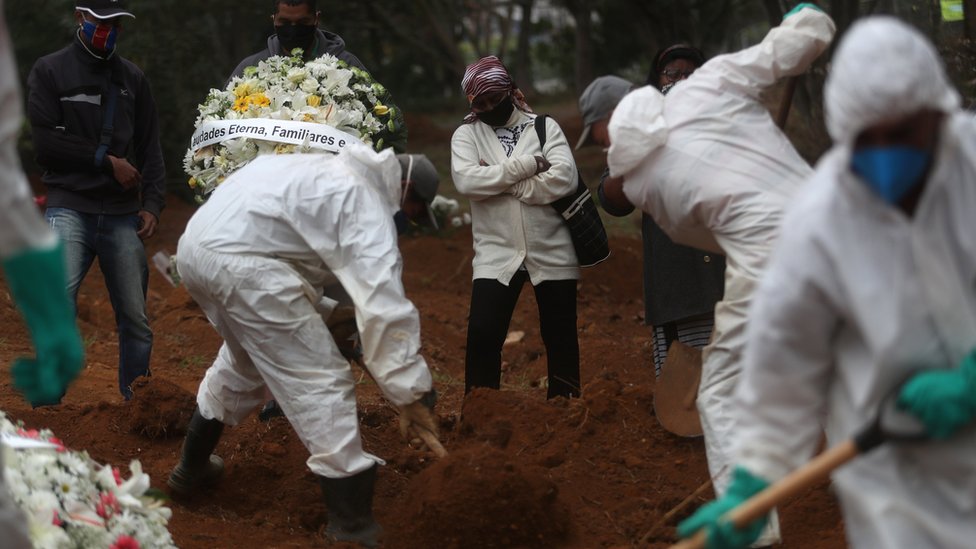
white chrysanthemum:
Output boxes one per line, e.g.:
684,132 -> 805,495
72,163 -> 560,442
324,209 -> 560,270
28,515 -> 72,549
300,77 -> 320,94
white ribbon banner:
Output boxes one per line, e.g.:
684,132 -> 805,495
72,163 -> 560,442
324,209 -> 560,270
190,118 -> 364,153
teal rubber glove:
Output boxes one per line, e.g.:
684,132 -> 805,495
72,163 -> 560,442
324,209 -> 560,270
783,2 -> 824,20
2,242 -> 85,406
677,467 -> 770,549
897,350 -> 976,439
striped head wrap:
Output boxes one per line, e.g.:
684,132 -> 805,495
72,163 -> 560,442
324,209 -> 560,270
460,56 -> 532,124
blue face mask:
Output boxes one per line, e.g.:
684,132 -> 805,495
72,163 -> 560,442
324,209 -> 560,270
81,20 -> 119,52
850,146 -> 930,205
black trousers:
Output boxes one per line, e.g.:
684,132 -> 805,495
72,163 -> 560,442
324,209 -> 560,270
464,270 -> 581,398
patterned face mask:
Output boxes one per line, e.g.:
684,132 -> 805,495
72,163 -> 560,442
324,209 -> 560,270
81,20 -> 119,52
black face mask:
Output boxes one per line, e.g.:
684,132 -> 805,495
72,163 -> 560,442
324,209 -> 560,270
276,24 -> 317,55
475,97 -> 515,127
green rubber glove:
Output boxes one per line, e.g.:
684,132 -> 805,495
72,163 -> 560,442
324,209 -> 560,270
2,242 -> 85,406
783,2 -> 824,20
677,467 -> 770,549
897,350 -> 976,439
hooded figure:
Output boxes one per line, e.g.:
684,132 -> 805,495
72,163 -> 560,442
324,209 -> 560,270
607,6 -> 836,547
679,16 -> 976,549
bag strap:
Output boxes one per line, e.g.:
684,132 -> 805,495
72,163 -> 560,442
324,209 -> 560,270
534,114 -> 548,150
94,63 -> 122,168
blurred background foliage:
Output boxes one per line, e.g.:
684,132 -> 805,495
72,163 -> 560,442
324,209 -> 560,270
5,0 -> 975,201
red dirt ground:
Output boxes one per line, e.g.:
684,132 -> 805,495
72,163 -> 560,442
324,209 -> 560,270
0,195 -> 846,548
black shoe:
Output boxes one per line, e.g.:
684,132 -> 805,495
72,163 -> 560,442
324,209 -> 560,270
258,399 -> 285,422
168,408 -> 225,496
319,464 -> 381,548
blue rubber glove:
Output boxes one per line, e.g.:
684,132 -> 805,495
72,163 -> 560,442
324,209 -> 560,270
898,350 -> 976,439
677,467 -> 770,549
783,2 -> 824,20
2,243 -> 85,406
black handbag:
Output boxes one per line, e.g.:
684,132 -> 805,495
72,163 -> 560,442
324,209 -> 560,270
534,115 -> 611,267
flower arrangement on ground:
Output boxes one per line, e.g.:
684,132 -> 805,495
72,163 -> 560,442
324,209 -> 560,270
183,50 -> 406,200
0,411 -> 176,549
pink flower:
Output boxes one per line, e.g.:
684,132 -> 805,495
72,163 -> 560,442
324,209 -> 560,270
110,535 -> 140,549
49,436 -> 67,452
52,511 -> 63,527
16,428 -> 39,439
112,467 -> 123,486
96,492 -> 121,518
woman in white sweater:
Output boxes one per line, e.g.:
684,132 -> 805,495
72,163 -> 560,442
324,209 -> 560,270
451,56 -> 581,399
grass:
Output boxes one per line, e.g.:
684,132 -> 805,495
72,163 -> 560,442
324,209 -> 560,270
177,354 -> 209,371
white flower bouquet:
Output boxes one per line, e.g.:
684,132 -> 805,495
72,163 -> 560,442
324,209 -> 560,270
0,412 -> 176,549
183,50 -> 406,200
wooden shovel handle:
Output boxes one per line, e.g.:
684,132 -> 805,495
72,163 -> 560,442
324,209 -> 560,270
416,427 -> 448,458
670,439 -> 859,549
775,76 -> 799,129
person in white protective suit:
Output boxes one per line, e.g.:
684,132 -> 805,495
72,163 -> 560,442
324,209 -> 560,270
606,4 -> 835,545
677,16 -> 976,549
167,145 -> 440,548
0,4 -> 85,546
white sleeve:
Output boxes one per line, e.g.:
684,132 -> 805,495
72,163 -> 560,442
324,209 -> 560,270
295,182 -> 433,407
699,8 -> 835,100
734,215 -> 839,481
508,116 -> 578,205
0,11 -> 54,258
451,125 -> 538,201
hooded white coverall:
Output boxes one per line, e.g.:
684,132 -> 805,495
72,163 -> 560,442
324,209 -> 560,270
177,146 -> 433,478
735,17 -> 976,548
606,9 -> 835,543
0,5 -> 52,547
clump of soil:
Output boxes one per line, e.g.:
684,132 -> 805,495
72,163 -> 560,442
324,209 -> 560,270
126,377 -> 196,439
395,445 -> 572,549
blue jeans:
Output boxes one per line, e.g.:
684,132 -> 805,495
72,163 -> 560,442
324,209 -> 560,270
45,208 -> 152,399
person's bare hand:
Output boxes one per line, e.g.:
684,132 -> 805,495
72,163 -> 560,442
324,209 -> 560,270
108,156 -> 142,190
136,210 -> 157,240
534,155 -> 551,174
479,159 -> 488,166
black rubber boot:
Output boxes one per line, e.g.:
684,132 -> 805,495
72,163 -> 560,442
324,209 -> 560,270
258,399 -> 285,422
167,408 -> 225,496
319,464 -> 381,548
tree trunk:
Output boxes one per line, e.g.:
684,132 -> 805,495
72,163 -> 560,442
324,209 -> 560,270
513,0 -> 535,94
573,4 -> 593,94
966,0 -> 976,38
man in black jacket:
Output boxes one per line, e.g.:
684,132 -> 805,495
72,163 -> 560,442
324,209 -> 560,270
229,0 -> 367,80
27,0 -> 165,401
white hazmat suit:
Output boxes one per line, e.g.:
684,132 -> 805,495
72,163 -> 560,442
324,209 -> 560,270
735,17 -> 976,549
607,8 -> 835,544
177,146 -> 433,478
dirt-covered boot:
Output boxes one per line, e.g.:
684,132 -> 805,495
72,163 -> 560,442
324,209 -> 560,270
319,463 -> 381,548
167,408 -> 225,496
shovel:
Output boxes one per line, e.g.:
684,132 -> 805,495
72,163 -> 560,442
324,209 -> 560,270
669,392 -> 927,549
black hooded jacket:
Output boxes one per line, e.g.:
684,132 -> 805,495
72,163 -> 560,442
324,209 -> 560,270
228,28 -> 367,83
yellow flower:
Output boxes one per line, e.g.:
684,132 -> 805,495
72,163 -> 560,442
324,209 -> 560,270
307,95 -> 321,107
232,96 -> 250,112
373,104 -> 389,116
233,82 -> 254,98
188,176 -> 198,188
249,93 -> 270,108
274,144 -> 296,154
303,113 -> 314,121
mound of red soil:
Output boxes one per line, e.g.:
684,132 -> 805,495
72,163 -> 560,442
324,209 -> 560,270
127,377 -> 197,439
396,445 -> 571,549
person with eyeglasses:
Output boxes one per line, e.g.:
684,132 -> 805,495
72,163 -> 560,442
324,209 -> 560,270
606,4 -> 836,547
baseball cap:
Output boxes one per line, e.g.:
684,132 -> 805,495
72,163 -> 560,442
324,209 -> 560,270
397,154 -> 440,229
576,76 -> 633,150
76,0 -> 135,19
